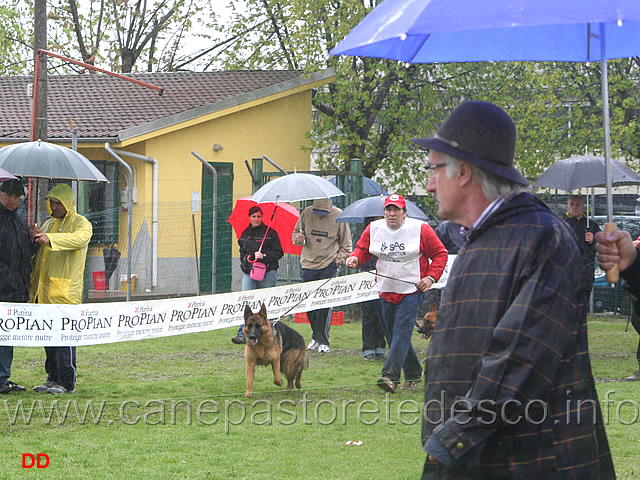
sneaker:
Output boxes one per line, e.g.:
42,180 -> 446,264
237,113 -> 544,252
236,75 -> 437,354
48,384 -> 74,395
374,353 -> 386,360
0,381 -> 26,394
231,335 -> 246,345
400,372 -> 424,391
33,380 -> 58,393
363,353 -> 377,361
377,376 -> 397,393
307,339 -> 319,351
626,370 -> 640,381
400,380 -> 421,391
318,344 -> 331,353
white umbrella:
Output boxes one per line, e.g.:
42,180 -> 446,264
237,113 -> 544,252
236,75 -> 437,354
251,173 -> 344,203
0,141 -> 108,182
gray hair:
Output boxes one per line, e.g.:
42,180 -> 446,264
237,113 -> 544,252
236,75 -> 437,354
444,155 -> 530,201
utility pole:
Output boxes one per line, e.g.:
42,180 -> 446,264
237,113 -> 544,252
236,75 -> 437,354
33,0 -> 48,224
33,0 -> 47,142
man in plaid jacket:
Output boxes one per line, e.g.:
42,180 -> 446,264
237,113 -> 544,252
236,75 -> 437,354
414,101 -> 615,479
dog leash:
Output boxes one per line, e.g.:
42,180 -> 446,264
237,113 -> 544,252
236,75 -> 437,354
271,264 -> 345,324
357,268 -> 418,286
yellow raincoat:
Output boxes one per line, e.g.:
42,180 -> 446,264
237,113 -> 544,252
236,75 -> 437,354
30,184 -> 93,305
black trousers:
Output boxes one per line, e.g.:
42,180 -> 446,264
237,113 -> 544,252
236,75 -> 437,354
301,261 -> 337,346
44,346 -> 76,391
631,309 -> 640,362
362,299 -> 386,353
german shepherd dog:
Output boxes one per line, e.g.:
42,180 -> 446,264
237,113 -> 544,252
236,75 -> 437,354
243,303 -> 308,398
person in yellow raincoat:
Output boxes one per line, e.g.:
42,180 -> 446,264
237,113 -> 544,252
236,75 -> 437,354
30,183 -> 92,395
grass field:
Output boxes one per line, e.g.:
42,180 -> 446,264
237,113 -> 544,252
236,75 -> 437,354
2,313 -> 639,479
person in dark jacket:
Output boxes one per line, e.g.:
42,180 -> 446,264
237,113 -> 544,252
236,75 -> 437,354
231,205 -> 284,344
0,179 -> 37,394
413,101 -> 615,479
596,229 -> 640,381
434,220 -> 465,254
564,195 -> 601,302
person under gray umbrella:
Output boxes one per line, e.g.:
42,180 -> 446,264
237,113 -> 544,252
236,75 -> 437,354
0,179 -> 38,394
564,195 -> 601,305
292,198 -> 352,353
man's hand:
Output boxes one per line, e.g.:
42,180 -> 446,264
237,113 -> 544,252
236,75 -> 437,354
585,231 -> 594,244
345,256 -> 359,269
595,230 -> 637,273
293,231 -> 305,246
416,276 -> 434,292
34,232 -> 51,245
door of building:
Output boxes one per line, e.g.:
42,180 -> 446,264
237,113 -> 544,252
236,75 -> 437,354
200,162 -> 233,293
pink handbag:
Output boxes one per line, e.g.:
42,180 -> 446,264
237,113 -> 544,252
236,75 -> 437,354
250,262 -> 267,281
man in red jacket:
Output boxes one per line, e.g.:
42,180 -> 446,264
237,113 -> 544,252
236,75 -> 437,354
346,194 -> 447,393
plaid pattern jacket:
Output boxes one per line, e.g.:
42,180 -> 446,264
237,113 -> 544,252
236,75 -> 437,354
422,193 -> 615,480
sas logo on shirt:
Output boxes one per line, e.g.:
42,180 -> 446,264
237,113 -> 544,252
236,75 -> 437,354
380,241 -> 405,253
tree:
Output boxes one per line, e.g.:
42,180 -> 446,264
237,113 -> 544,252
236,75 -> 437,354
44,0 -> 218,73
216,0 -> 640,193
0,1 -> 32,75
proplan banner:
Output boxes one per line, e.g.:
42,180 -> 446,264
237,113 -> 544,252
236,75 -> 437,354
0,256 -> 455,348
0,272 -> 379,347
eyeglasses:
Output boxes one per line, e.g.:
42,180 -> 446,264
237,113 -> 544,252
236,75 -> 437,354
424,163 -> 449,178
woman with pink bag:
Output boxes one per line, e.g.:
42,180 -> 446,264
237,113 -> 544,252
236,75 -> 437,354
231,205 -> 284,344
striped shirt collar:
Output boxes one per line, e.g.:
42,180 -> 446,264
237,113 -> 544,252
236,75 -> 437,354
471,192 -> 518,231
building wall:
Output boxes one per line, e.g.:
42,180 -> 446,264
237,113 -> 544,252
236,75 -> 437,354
91,90 -> 313,294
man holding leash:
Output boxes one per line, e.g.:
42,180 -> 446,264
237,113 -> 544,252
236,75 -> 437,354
346,194 -> 447,393
416,101 -> 614,479
31,183 -> 93,395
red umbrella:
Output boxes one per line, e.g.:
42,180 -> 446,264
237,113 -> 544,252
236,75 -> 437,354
227,197 -> 302,255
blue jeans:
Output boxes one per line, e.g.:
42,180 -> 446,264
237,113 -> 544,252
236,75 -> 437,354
379,291 -> 424,383
237,269 -> 278,337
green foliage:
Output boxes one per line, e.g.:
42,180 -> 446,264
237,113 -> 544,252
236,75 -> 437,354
216,1 -> 640,195
0,0 -> 32,75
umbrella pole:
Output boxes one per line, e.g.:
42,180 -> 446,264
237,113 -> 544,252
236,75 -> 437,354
600,23 -> 618,284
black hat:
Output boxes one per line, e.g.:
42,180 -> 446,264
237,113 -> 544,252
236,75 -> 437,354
411,101 -> 528,186
0,179 -> 25,196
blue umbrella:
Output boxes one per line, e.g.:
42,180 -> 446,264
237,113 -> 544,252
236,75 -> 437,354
332,0 -> 640,280
328,176 -> 388,196
335,195 -> 429,223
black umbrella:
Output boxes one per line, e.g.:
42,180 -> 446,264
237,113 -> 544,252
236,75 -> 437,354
533,156 -> 640,191
103,246 -> 121,288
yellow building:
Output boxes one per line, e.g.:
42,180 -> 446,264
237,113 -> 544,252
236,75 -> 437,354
0,70 -> 334,296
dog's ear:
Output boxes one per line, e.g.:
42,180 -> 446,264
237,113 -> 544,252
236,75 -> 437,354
259,302 -> 267,317
244,304 -> 253,321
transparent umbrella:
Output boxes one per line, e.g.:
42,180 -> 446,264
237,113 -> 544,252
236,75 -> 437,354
0,141 -> 108,182
251,173 -> 344,203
